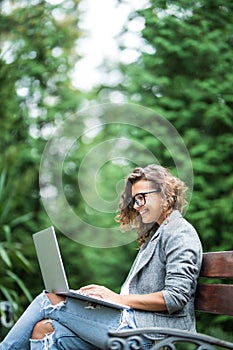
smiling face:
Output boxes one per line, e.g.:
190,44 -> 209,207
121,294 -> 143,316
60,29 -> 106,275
132,179 -> 165,225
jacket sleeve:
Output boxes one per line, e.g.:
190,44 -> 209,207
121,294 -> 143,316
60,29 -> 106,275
161,220 -> 202,314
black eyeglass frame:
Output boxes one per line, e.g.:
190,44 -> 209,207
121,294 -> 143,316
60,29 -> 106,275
131,189 -> 161,207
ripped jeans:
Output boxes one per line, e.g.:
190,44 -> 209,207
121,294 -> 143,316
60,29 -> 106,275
0,291 -> 142,350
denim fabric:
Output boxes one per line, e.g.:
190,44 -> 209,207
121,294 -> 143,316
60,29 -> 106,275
30,320 -> 99,350
0,291 -> 143,350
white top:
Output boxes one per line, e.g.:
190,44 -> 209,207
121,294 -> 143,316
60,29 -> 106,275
120,248 -> 145,295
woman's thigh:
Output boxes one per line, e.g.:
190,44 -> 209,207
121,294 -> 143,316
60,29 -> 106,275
45,298 -> 123,349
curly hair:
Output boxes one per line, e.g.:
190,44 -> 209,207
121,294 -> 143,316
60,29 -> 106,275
115,164 -> 188,246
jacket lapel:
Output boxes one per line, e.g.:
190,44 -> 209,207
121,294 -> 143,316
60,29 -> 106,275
121,211 -> 182,291
121,227 -> 162,289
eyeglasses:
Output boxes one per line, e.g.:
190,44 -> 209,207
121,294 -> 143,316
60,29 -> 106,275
131,189 -> 161,207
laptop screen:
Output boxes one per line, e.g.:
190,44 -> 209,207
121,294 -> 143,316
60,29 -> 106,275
33,226 -> 70,293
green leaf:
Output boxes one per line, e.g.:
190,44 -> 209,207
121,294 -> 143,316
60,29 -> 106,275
0,169 -> 7,201
6,270 -> 32,302
0,245 -> 12,268
0,285 -> 17,310
10,212 -> 34,226
14,250 -> 31,270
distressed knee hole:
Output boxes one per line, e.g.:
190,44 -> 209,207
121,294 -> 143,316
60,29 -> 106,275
30,331 -> 54,350
31,319 -> 54,339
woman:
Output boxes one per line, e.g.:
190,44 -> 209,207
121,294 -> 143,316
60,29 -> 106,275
0,164 -> 203,350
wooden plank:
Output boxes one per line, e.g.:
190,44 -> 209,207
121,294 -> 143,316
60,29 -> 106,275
200,251 -> 233,278
195,283 -> 233,315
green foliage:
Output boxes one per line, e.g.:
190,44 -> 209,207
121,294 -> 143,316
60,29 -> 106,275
0,0 -> 83,320
0,169 -> 33,317
59,233 -> 137,293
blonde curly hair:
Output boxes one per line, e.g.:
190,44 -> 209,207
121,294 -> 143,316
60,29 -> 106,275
115,164 -> 188,246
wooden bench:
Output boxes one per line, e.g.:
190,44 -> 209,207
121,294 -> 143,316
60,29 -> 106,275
107,250 -> 233,349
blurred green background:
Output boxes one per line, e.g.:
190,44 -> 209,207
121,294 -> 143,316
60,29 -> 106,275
0,0 -> 232,341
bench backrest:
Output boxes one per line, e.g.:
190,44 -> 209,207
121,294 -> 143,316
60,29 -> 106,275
195,251 -> 233,315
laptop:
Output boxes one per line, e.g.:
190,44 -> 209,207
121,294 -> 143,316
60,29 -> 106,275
33,226 -> 130,310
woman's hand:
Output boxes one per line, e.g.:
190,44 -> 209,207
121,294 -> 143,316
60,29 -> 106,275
78,284 -> 122,303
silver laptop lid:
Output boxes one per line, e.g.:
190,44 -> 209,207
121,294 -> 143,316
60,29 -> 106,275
33,226 -> 69,293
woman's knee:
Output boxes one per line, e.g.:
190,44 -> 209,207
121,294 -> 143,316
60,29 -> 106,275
46,292 -> 66,305
31,319 -> 54,339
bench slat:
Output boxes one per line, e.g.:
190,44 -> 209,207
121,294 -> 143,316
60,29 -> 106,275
200,251 -> 233,278
195,283 -> 233,315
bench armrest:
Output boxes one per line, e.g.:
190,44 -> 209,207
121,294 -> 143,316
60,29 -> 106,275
106,328 -> 233,350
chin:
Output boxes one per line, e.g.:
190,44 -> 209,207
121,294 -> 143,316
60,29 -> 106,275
142,219 -> 156,225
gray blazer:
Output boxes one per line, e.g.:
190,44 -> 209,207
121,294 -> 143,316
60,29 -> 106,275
121,210 -> 203,333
